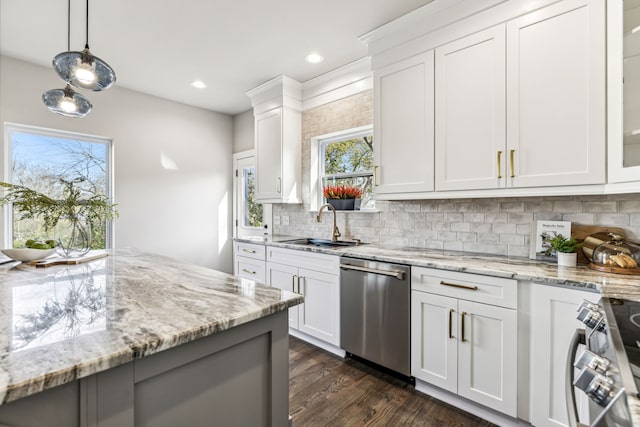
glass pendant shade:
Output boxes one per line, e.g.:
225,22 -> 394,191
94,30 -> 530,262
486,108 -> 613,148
53,46 -> 116,91
42,84 -> 92,118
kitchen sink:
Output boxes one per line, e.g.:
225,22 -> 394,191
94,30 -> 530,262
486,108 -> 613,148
283,238 -> 362,247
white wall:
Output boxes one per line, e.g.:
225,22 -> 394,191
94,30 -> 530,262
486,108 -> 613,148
233,110 -> 254,153
0,56 -> 234,272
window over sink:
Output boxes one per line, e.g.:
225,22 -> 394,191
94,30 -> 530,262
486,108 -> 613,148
311,125 -> 374,211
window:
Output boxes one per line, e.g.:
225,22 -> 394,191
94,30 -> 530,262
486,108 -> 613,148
5,124 -> 112,248
242,165 -> 263,228
233,151 -> 270,238
315,126 -> 374,210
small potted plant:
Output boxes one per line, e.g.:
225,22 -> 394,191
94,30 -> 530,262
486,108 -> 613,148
542,232 -> 582,267
322,185 -> 363,210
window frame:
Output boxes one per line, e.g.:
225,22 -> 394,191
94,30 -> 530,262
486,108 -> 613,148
310,125 -> 374,211
2,122 -> 115,248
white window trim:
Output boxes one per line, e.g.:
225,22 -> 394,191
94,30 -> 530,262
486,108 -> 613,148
309,124 -> 374,212
2,122 -> 115,248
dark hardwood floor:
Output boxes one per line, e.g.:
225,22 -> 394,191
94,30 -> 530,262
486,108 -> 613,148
289,337 -> 496,427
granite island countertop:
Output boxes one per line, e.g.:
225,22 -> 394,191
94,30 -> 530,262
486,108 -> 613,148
0,248 -> 302,405
237,235 -> 640,301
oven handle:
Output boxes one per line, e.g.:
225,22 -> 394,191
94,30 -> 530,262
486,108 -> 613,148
565,328 -> 587,427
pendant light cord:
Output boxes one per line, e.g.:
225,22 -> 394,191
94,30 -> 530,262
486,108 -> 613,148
85,0 -> 89,49
67,0 -> 71,51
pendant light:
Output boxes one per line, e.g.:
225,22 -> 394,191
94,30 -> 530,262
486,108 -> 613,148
52,0 -> 116,91
42,0 -> 92,118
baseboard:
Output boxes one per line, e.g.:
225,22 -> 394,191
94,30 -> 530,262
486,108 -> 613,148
414,380 -> 531,427
288,329 -> 345,358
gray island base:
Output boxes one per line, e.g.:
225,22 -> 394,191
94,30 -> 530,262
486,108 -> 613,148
0,310 -> 288,427
0,249 -> 301,427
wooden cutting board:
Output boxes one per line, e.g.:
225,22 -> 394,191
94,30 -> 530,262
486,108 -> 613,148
29,251 -> 109,268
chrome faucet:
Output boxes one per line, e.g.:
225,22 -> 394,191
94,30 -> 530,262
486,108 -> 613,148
317,204 -> 341,242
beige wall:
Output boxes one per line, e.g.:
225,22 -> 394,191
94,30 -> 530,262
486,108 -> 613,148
0,56 -> 234,272
273,90 -> 640,257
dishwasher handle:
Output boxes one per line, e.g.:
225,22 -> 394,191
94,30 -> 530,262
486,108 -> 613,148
340,263 -> 405,280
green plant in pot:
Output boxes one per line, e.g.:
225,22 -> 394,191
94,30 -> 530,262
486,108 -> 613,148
0,178 -> 118,257
542,232 -> 582,267
323,185 -> 363,210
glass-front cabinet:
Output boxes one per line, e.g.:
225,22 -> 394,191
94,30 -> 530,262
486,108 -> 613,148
609,0 -> 640,182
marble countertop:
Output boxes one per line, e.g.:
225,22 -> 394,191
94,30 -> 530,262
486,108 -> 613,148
0,248 -> 302,405
237,235 -> 640,301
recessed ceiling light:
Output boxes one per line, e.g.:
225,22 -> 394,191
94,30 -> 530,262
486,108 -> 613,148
305,53 -> 324,64
191,80 -> 207,89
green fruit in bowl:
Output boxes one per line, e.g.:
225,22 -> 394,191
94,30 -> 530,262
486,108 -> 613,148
30,242 -> 51,250
24,239 -> 56,249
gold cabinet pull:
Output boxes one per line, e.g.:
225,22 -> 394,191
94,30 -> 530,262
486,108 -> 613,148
449,308 -> 455,339
461,311 -> 468,343
292,275 -> 297,292
373,165 -> 379,186
497,151 -> 503,179
510,149 -> 515,178
242,268 -> 256,275
440,280 -> 478,291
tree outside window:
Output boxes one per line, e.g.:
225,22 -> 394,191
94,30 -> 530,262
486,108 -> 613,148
6,124 -> 112,248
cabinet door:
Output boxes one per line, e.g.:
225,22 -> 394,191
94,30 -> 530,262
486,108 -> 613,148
266,262 -> 299,329
435,25 -> 506,191
411,291 -> 457,394
506,0 -> 605,187
255,108 -> 282,201
296,268 -> 340,346
373,51 -> 434,196
457,300 -> 517,417
530,284 -> 596,427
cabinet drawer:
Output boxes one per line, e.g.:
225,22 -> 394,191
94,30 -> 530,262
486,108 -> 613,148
235,257 -> 266,283
234,242 -> 266,261
266,246 -> 338,274
411,267 -> 517,309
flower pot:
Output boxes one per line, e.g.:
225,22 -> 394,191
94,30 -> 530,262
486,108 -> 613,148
557,252 -> 577,267
327,198 -> 360,211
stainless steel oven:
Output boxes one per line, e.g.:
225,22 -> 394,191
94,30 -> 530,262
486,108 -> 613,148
567,298 -> 638,426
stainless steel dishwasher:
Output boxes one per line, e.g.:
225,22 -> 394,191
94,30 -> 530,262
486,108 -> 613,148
339,256 -> 411,378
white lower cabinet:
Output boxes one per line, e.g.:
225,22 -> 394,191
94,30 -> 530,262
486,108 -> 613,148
528,282 -> 597,427
411,267 -> 518,417
266,247 -> 340,346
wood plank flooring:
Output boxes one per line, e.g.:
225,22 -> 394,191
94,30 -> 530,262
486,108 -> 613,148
289,337 -> 496,427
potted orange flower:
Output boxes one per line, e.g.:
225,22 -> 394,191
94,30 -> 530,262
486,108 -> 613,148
323,185 -> 363,210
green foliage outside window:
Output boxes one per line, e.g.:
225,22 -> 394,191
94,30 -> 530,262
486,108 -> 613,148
244,167 -> 263,228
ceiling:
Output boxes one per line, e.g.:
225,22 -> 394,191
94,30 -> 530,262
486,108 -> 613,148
0,0 -> 434,115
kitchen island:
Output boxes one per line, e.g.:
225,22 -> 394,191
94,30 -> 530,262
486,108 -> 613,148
0,248 -> 302,427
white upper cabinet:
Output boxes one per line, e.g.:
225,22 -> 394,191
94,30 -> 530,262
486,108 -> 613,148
367,0 -> 607,197
373,51 -> 435,196
246,76 -> 302,203
435,26 -> 506,191
506,0 -> 605,187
